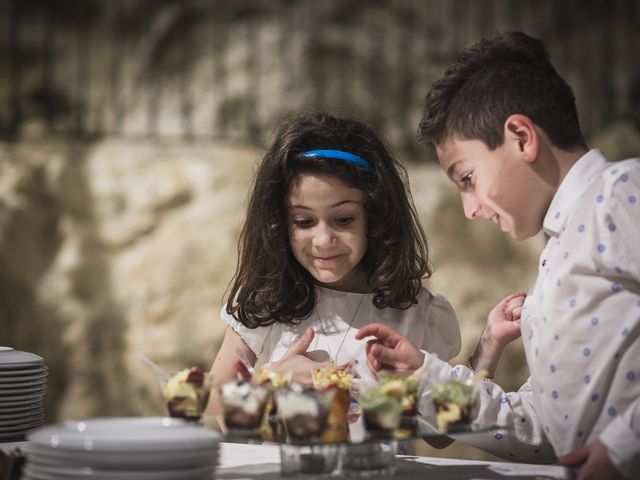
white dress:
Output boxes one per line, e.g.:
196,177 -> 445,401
221,285 -> 461,385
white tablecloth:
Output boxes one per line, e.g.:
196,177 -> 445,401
217,442 -> 573,480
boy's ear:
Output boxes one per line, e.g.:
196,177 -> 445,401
503,114 -> 539,163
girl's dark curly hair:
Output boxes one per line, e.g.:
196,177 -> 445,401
227,112 -> 431,328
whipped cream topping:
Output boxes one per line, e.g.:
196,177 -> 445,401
276,390 -> 320,417
221,382 -> 268,414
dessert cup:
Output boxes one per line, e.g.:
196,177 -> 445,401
312,365 -> 353,443
163,367 -> 210,422
219,381 -> 270,438
378,369 -> 423,438
275,386 -> 334,444
358,385 -> 402,439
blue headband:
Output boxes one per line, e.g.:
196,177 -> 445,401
300,149 -> 374,172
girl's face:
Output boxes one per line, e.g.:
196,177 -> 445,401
286,173 -> 369,292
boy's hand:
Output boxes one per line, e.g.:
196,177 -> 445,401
557,440 -> 624,480
487,291 -> 526,345
355,323 -> 424,372
470,292 -> 526,377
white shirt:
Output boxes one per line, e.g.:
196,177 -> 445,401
422,150 -> 640,477
223,285 -> 461,386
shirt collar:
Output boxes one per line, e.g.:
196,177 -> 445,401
543,149 -> 608,237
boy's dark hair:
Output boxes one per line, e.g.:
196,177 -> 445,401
227,112 -> 431,328
418,31 -> 586,150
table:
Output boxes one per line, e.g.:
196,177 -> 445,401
217,442 -> 574,480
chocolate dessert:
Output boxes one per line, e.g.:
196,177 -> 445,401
163,366 -> 210,420
219,380 -> 270,433
276,385 -> 333,443
252,369 -> 291,442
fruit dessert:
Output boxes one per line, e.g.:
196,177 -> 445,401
252,368 -> 292,442
378,369 -> 423,437
219,380 -> 270,434
312,365 -> 353,443
358,381 -> 404,438
276,384 -> 334,443
163,366 -> 210,420
432,380 -> 477,433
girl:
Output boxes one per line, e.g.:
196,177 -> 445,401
208,112 -> 461,413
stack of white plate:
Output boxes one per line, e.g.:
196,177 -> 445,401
24,417 -> 220,480
0,347 -> 47,442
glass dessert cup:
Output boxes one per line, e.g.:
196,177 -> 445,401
275,386 -> 335,444
321,386 -> 350,443
219,381 -> 270,438
163,367 -> 211,422
431,380 -> 479,434
377,369 -> 423,438
359,385 -> 403,440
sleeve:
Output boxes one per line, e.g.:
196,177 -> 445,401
419,351 -> 557,464
220,303 -> 269,357
419,292 -> 461,361
600,398 -> 640,479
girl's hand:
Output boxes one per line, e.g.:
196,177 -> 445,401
263,327 -> 325,385
469,292 -> 526,377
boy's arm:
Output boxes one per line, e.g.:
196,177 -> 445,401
421,351 -> 556,463
356,323 -> 555,463
469,292 -> 526,378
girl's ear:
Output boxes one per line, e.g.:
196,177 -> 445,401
503,114 -> 539,163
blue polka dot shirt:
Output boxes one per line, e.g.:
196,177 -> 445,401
525,150 -> 640,476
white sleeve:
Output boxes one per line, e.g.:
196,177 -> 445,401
419,352 -> 556,464
600,396 -> 640,478
220,304 -> 269,357
420,292 -> 461,361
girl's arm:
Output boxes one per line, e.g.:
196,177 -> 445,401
206,326 -> 256,420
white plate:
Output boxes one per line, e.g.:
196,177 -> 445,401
0,400 -> 43,412
0,377 -> 47,388
0,366 -> 48,378
28,417 -> 221,453
0,385 -> 47,396
28,443 -> 218,469
25,461 -> 215,480
0,392 -> 46,404
0,347 -> 44,369
0,411 -> 44,427
0,418 -> 43,433
0,384 -> 46,395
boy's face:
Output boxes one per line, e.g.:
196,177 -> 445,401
286,173 -> 369,292
436,136 -> 549,240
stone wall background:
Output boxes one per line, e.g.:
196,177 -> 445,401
1,0 -> 639,461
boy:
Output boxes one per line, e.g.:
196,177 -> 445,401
356,31 -> 639,480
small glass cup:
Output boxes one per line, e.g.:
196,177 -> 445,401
358,385 -> 403,439
377,369 -> 423,438
219,380 -> 270,438
275,386 -> 335,444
